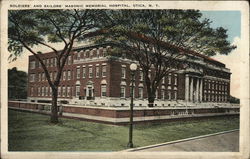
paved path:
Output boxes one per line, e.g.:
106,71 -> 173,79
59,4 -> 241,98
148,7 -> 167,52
133,130 -> 239,152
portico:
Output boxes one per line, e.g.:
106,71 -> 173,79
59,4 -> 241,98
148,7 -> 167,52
185,74 -> 203,102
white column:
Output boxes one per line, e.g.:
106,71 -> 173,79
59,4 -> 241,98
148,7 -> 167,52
190,77 -> 193,102
196,78 -> 200,102
199,79 -> 203,102
185,75 -> 189,101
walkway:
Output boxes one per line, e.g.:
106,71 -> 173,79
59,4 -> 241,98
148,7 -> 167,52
129,130 -> 239,152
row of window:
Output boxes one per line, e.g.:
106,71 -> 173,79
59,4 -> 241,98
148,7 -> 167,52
204,90 -> 228,95
29,65 -> 107,82
30,84 -> 178,100
75,47 -> 109,60
120,85 -> 178,100
203,93 -> 228,102
29,47 -> 111,70
204,80 -> 229,91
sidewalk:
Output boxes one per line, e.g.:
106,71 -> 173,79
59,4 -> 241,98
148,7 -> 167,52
127,130 -> 239,152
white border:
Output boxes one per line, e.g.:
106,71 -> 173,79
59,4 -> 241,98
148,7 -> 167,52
1,1 -> 249,159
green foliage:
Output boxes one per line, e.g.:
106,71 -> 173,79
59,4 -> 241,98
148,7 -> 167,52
8,9 -> 109,61
9,109 -> 239,151
101,10 -> 236,56
8,67 -> 28,99
229,96 -> 240,104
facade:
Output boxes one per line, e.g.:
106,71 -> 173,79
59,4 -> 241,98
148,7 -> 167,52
27,43 -> 231,107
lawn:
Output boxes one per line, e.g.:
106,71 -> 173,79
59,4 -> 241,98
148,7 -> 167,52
8,109 -> 239,151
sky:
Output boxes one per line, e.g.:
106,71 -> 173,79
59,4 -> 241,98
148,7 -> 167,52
8,10 -> 242,98
200,11 -> 241,98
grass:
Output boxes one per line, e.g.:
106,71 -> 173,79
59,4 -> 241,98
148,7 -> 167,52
8,109 -> 239,151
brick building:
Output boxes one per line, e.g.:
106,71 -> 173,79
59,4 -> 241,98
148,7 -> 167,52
27,43 -> 231,107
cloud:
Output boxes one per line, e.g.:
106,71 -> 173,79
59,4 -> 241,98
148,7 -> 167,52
213,36 -> 241,98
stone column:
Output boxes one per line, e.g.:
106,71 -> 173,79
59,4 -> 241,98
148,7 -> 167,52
190,77 -> 193,102
199,79 -> 203,102
185,74 -> 189,101
196,78 -> 199,102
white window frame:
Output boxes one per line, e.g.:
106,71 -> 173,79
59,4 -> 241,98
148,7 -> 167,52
76,68 -> 80,79
138,87 -> 143,99
139,71 -> 143,81
121,67 -> 126,79
120,86 -> 126,98
96,66 -> 100,78
161,89 -> 165,99
68,70 -> 71,80
89,67 -> 93,78
102,65 -> 107,77
101,85 -> 107,97
76,86 -> 80,97
82,67 -> 86,78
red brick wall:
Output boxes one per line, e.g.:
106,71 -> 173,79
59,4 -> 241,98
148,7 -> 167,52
8,101 -> 239,119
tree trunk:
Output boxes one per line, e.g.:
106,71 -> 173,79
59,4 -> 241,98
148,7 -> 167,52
146,85 -> 156,107
50,89 -> 59,124
148,95 -> 155,107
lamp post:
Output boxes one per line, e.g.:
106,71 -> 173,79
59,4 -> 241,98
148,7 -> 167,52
127,63 -> 137,148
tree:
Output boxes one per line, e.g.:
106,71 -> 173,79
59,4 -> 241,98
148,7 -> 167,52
8,67 -> 28,100
95,10 -> 236,107
8,9 -> 109,123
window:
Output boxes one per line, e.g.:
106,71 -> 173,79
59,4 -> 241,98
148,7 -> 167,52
49,58 -> 52,67
120,86 -> 126,98
63,71 -> 66,80
67,87 -> 71,97
38,61 -> 41,68
76,68 -> 80,79
30,87 -> 34,96
38,73 -> 40,81
174,91 -> 177,100
101,85 -> 107,97
45,87 -> 47,96
174,76 -> 177,85
82,67 -> 86,78
62,86 -> 66,97
41,86 -> 44,96
68,55 -> 71,65
162,77 -> 165,84
76,86 -> 80,97
30,61 -> 36,69
155,91 -> 158,99
38,87 -> 40,96
103,48 -> 107,56
68,70 -> 71,80
102,65 -> 107,77
77,52 -> 81,60
139,71 -> 143,81
96,66 -> 100,78
41,73 -> 44,81
54,58 -> 57,66
89,67 -> 93,78
50,72 -> 52,80
49,87 -> 51,96
30,74 -> 35,82
90,50 -> 93,58
161,89 -> 165,99
168,91 -> 171,100
54,71 -> 57,80
168,75 -> 171,84
138,87 -> 143,99
58,87 -> 61,97
96,49 -> 100,57
121,67 -> 126,79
